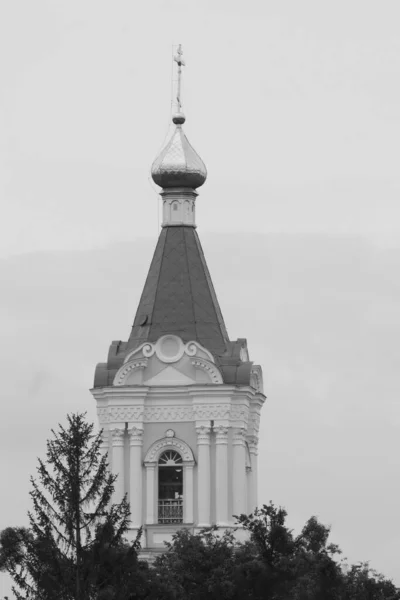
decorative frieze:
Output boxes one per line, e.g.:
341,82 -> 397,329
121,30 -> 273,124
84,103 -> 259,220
230,405 -> 249,424
144,406 -> 193,422
98,406 -> 144,424
193,404 -> 230,420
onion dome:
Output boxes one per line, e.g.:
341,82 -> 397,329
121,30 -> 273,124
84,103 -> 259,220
151,113 -> 207,189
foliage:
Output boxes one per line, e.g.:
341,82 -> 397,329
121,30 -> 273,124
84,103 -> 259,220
0,413 -> 139,600
1,415 -> 399,600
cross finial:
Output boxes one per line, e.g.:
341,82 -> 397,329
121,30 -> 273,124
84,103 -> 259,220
174,44 -> 185,115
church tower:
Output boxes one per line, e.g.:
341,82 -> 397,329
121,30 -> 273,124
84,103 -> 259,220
91,46 -> 265,552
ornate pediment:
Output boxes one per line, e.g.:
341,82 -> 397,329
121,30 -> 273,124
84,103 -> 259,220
113,335 -> 223,387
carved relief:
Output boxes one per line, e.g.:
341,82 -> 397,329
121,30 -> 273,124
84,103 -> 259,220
144,406 -> 193,422
250,365 -> 264,393
144,437 -> 194,463
110,407 -> 144,422
232,428 -> 247,446
123,336 -> 215,365
246,434 -> 259,455
230,405 -> 249,423
214,425 -> 229,444
100,403 -> 251,424
98,408 -> 110,424
128,426 -> 144,445
248,411 -> 261,435
196,425 -> 211,444
111,428 -> 125,446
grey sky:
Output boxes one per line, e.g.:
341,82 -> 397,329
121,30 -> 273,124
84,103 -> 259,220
1,0 -> 400,594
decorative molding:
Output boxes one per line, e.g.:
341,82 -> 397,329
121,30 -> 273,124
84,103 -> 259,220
123,336 -> 215,365
128,426 -> 144,446
144,406 -> 193,422
214,425 -> 229,444
114,359 -> 148,386
191,359 -> 223,384
107,406 -> 144,422
142,343 -> 155,358
250,365 -> 264,394
99,405 -> 193,423
97,408 -> 110,424
196,425 -> 211,445
144,437 -> 195,463
240,347 -> 249,362
193,404 -> 230,420
230,405 -> 249,423
249,411 -> 261,435
232,428 -> 246,446
111,428 -> 125,446
165,429 -> 175,438
247,435 -> 259,455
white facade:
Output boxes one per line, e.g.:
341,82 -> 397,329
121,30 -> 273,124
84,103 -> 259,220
91,334 -> 264,549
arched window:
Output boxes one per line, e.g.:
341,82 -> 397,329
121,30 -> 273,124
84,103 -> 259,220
158,451 -> 183,524
172,202 -> 178,211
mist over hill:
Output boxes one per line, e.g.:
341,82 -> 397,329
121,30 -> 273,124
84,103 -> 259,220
1,231 -> 399,586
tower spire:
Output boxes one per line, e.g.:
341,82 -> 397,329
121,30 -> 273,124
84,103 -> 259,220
151,44 -> 207,227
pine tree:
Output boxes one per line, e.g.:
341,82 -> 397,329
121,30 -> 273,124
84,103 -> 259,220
1,413 -> 134,600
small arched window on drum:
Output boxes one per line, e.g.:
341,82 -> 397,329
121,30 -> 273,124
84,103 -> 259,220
158,450 -> 183,524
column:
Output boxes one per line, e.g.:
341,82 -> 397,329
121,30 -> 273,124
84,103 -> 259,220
215,426 -> 229,526
247,437 -> 259,512
232,428 -> 247,517
111,427 -> 125,504
196,425 -> 211,527
128,427 -> 144,528
145,464 -> 156,524
184,463 -> 194,524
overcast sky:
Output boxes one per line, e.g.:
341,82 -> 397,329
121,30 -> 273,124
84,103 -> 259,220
1,0 -> 400,595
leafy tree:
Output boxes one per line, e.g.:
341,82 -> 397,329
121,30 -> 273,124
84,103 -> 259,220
342,562 -> 400,600
236,503 -> 344,599
151,527 -> 245,600
0,413 -> 138,600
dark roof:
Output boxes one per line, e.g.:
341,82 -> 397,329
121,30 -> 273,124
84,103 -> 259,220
127,226 -> 229,355
93,226 -> 253,388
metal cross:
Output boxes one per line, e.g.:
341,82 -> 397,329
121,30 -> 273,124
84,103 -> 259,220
174,44 -> 185,113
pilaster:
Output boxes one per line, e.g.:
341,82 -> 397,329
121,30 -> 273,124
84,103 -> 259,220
247,435 -> 259,513
111,427 -> 125,503
196,425 -> 211,527
128,426 -> 144,528
215,425 -> 229,526
145,463 -> 156,524
232,428 -> 247,519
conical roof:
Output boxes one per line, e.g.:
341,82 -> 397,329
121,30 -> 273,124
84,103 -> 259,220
127,226 -> 228,355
